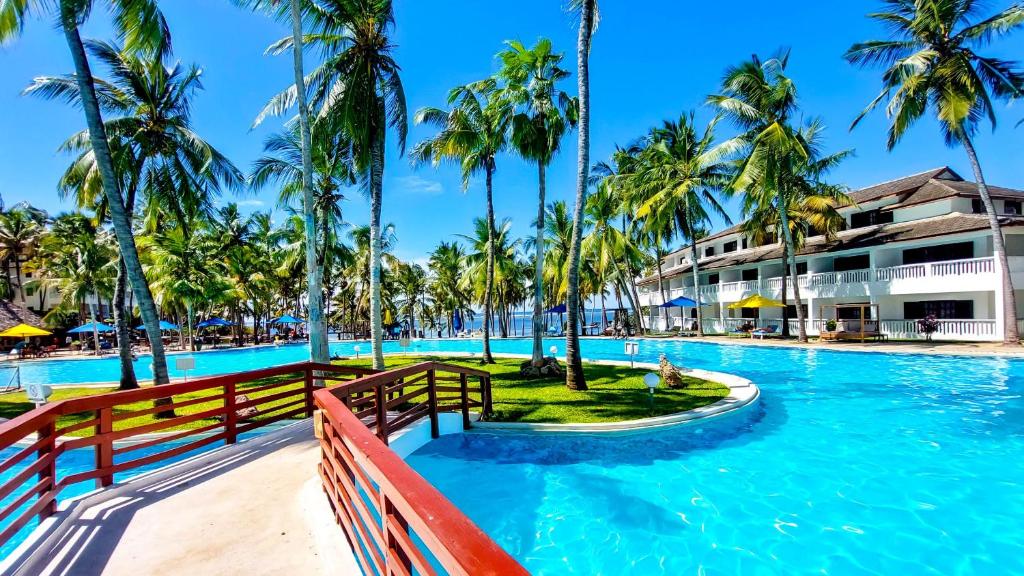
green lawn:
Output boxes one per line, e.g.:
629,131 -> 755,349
333,355 -> 729,424
0,355 -> 728,434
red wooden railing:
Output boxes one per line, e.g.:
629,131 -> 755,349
0,361 -> 373,549
315,362 -> 527,575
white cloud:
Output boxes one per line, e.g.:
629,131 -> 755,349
235,199 -> 266,207
394,175 -> 443,196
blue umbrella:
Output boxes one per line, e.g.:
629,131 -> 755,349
660,296 -> 704,308
546,303 -> 567,314
67,321 -> 115,334
452,309 -> 464,332
135,320 -> 180,331
270,314 -> 305,325
196,317 -> 233,329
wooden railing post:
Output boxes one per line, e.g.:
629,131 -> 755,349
304,366 -> 315,418
37,420 -> 57,520
376,381 -> 389,445
426,369 -> 439,439
225,381 -> 237,445
459,372 -> 471,430
95,407 -> 113,488
381,493 -> 413,574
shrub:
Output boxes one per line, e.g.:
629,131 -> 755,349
917,315 -> 939,341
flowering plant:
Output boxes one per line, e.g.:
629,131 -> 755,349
917,315 -> 939,341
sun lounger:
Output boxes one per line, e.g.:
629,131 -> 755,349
751,325 -> 779,339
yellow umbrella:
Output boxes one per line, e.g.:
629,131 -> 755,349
384,309 -> 393,325
0,324 -> 52,338
728,294 -> 785,309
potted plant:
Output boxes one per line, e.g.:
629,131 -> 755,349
917,315 -> 939,341
825,319 -> 838,332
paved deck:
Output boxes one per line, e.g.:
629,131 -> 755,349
8,421 -> 359,576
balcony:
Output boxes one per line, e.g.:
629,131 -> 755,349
640,257 -> 997,305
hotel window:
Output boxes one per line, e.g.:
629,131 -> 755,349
704,246 -> 715,258
785,304 -> 807,318
741,268 -> 759,281
796,262 -> 808,275
903,242 -> 973,265
972,199 -> 985,214
850,209 -> 894,229
904,300 -> 973,319
1005,200 -> 1022,215
678,257 -> 685,266
706,273 -> 720,284
723,240 -> 738,253
742,238 -> 748,250
834,254 -> 870,272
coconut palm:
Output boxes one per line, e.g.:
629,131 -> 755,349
1,0 -> 174,388
0,209 -> 44,303
428,241 -> 471,337
739,120 -> 853,336
565,0 -> 599,390
257,0 -> 407,369
34,41 -> 241,388
583,180 -> 646,333
31,213 -> 116,356
708,52 -> 815,342
846,0 -> 1024,344
413,82 -> 513,363
394,262 -> 428,336
630,113 -> 738,336
499,38 -> 577,368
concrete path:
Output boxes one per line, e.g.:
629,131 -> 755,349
7,421 -> 359,576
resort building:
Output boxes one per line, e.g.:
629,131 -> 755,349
637,167 -> 1024,341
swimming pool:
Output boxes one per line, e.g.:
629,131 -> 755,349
396,340 -> 1022,575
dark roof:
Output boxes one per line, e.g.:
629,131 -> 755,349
848,167 -> 961,204
0,301 -> 45,332
640,213 -> 1023,285
658,166 -> 1024,263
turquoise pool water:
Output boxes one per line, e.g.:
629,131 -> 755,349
8,338 -> 1024,573
396,340 -> 1024,575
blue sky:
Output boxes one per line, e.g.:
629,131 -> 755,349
1,0 -> 1022,266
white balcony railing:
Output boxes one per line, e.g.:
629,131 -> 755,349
642,257 -> 997,306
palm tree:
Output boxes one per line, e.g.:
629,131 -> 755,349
32,213 -> 116,356
739,121 -> 854,336
631,113 -> 738,336
2,0 -> 174,387
565,0 -> 600,390
257,0 -> 407,370
428,241 -> 471,337
846,0 -> 1024,344
413,82 -> 512,364
0,209 -> 44,303
499,38 -> 577,368
708,53 -> 814,342
394,262 -> 428,336
34,41 -> 241,388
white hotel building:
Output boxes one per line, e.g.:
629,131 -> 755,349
636,167 -> 1024,341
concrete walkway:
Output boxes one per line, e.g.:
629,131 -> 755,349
6,421 -> 359,576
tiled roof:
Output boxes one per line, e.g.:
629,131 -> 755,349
640,213 -> 1023,285
848,167 -> 961,204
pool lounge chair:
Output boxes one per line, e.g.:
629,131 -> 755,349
751,325 -> 779,339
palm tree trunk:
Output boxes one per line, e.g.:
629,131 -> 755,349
689,242 -> 704,336
482,162 -> 496,363
60,11 -> 171,392
779,207 -> 807,342
369,128 -> 386,370
531,162 -> 547,367
656,246 -> 668,330
89,297 -> 100,356
780,241 -> 790,338
960,132 -> 1019,344
113,258 -> 138,389
289,0 -> 329,367
564,0 -> 595,391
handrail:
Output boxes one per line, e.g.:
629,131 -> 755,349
315,362 -> 522,575
0,361 -> 371,550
